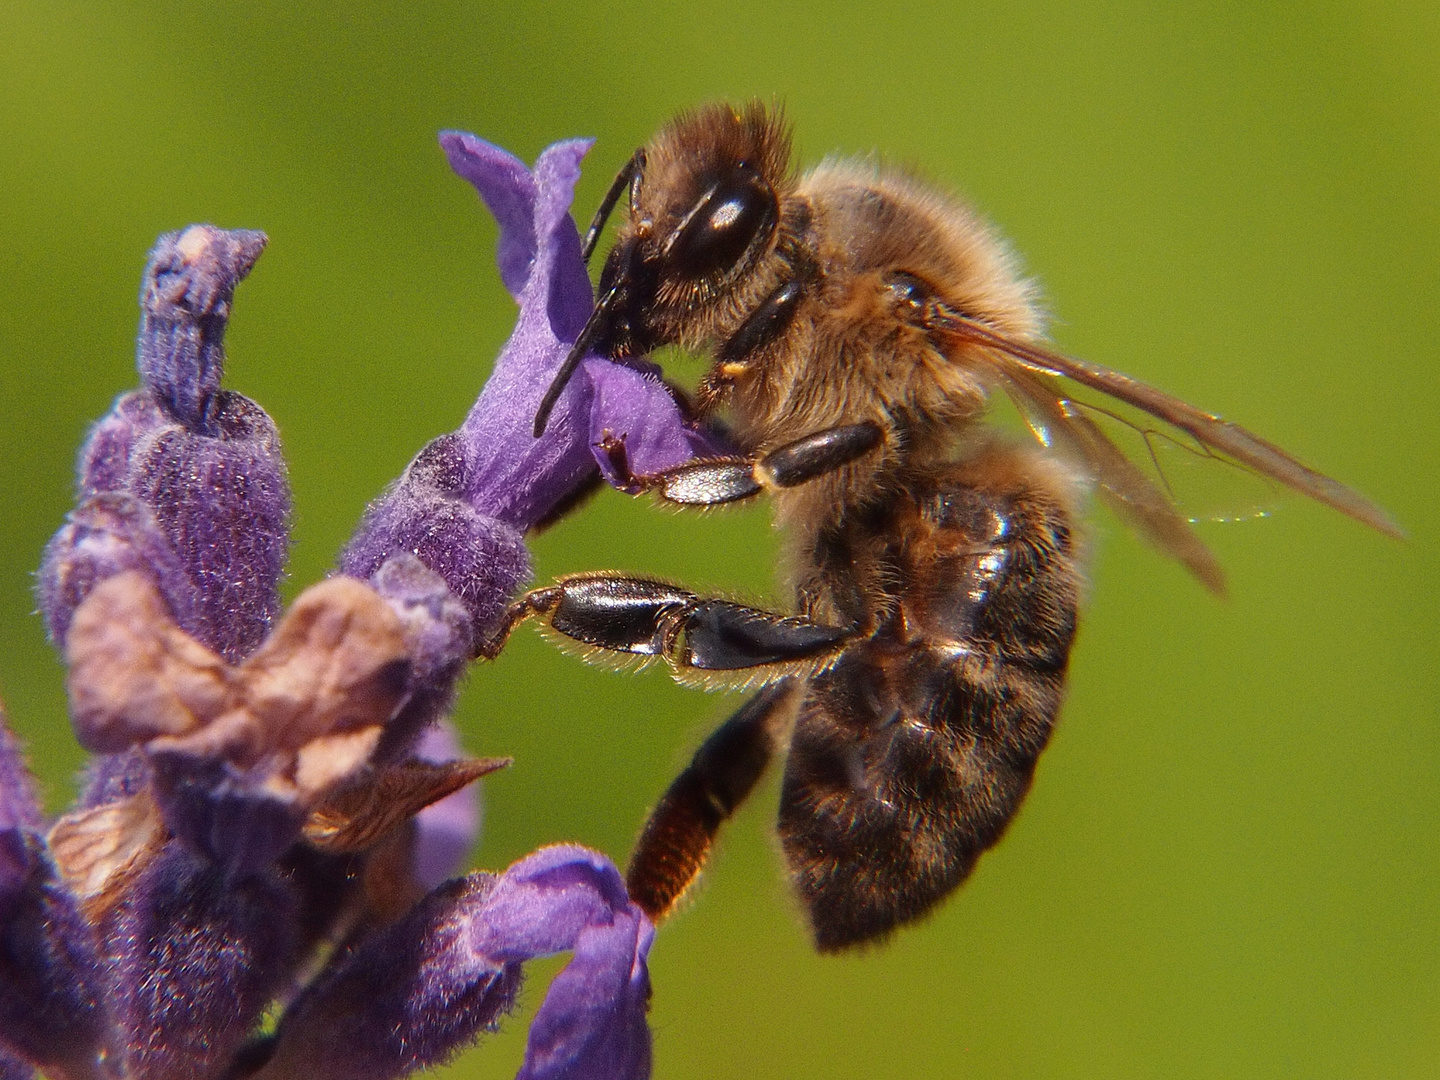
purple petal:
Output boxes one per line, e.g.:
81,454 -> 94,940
345,132 -> 724,644
260,846 -> 651,1080
449,133 -> 721,528
531,138 -> 598,345
584,358 -> 728,483
441,132 -> 538,298
487,847 -> 653,1080
453,136 -> 599,529
517,912 -> 652,1080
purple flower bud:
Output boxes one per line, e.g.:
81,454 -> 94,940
105,841 -> 300,1080
371,555 -> 475,692
38,226 -> 289,663
363,554 -> 480,760
37,492 -> 199,648
259,845 -> 651,1080
136,225 -> 267,431
121,386 -> 289,662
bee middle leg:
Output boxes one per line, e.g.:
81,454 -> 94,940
598,421 -> 883,506
627,679 -> 799,920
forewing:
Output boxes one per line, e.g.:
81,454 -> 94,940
928,309 -> 1402,545
984,361 -> 1228,592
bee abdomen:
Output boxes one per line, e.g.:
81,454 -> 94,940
777,470 -> 1080,950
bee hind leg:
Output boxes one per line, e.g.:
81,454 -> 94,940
628,679 -> 799,920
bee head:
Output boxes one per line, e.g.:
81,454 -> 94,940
534,102 -> 793,436
601,102 -> 790,355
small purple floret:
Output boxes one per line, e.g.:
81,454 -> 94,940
137,225 -> 267,431
39,225 -> 290,663
261,846 -> 651,1080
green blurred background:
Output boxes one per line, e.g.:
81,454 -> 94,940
2,1 -> 1437,1076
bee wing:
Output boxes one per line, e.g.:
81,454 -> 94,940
925,310 -> 1402,581
983,359 -> 1229,593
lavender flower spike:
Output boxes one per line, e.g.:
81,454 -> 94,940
10,125 -> 688,1079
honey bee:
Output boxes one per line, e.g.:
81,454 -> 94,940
492,102 -> 1400,951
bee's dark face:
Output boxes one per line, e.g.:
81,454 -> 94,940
595,157 -> 780,359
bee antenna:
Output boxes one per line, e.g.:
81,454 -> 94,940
580,148 -> 646,263
533,284 -> 619,437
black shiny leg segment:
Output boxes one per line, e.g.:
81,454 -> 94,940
627,679 -> 798,920
480,574 -> 854,671
598,421 -> 884,506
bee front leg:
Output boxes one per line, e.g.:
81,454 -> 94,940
627,679 -> 800,920
599,421 -> 884,506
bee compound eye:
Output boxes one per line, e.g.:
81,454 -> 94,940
884,271 -> 934,310
667,166 -> 779,280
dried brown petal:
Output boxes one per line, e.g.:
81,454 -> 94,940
48,791 -> 166,915
292,726 -> 385,800
303,755 -> 509,854
241,577 -> 411,750
65,571 -> 231,753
